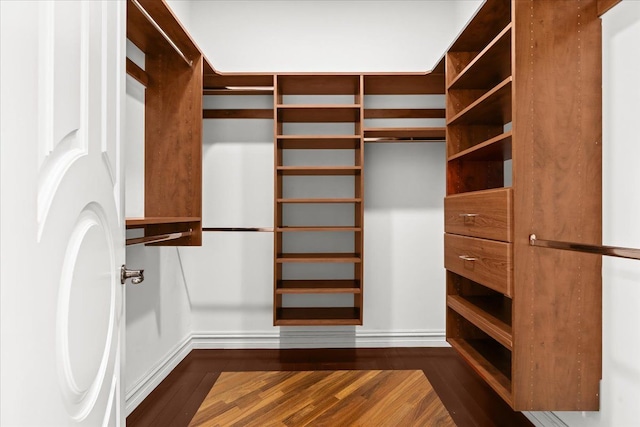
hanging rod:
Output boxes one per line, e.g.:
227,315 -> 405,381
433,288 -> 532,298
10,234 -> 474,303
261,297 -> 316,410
529,234 -> 640,261
131,0 -> 193,67
203,227 -> 274,232
126,230 -> 193,246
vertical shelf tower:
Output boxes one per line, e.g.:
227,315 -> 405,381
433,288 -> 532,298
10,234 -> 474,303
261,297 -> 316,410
273,75 -> 365,326
444,0 -> 602,410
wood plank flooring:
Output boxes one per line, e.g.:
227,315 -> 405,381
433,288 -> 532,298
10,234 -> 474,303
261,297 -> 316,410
127,348 -> 533,427
189,370 -> 455,426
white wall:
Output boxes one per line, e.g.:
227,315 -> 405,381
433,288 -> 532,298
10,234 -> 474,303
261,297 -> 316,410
187,0 -> 468,72
527,2 -> 640,427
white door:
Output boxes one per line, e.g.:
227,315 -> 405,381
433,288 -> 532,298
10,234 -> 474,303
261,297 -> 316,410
1,1 -> 126,425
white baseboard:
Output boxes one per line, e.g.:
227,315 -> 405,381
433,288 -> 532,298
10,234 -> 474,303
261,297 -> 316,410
192,329 -> 447,349
124,335 -> 193,416
524,411 -> 569,427
125,329 -> 447,415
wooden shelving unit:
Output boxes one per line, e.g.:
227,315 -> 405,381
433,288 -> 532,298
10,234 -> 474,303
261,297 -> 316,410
273,74 -> 364,326
126,0 -> 203,246
444,0 -> 602,411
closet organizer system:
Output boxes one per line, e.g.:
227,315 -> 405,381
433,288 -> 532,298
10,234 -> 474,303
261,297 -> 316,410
126,0 -> 606,411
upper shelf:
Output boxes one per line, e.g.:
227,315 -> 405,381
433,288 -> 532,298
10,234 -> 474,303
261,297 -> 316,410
447,77 -> 512,126
277,75 -> 361,95
364,127 -> 446,142
448,24 -> 512,90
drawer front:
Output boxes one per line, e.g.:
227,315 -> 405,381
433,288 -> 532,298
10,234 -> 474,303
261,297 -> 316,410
445,188 -> 513,242
445,233 -> 512,296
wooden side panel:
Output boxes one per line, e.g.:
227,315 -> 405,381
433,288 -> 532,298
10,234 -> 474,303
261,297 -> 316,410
512,0 -> 602,410
145,45 -> 203,245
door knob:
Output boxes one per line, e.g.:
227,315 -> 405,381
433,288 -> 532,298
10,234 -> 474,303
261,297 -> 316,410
121,265 -> 144,285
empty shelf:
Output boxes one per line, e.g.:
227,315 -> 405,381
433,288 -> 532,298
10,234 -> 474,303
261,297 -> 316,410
276,253 -> 362,263
275,307 -> 361,326
276,280 -> 361,294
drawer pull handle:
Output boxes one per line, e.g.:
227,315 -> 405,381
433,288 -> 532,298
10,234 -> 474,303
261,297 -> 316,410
459,213 -> 479,217
458,255 -> 476,261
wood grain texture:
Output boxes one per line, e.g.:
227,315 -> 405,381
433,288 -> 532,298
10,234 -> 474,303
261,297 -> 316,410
189,370 -> 455,427
203,109 -> 273,119
444,233 -> 512,296
512,0 -> 602,410
126,58 -> 149,87
127,348 -> 533,427
445,188 -> 513,242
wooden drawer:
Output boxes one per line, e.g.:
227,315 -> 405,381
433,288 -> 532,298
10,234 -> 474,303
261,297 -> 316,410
445,233 -> 512,296
445,188 -> 512,242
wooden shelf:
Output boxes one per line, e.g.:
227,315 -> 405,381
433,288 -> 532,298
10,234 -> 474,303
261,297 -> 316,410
363,127 -> 446,141
126,217 -> 200,229
276,198 -> 362,204
276,105 -> 361,123
277,135 -> 360,150
447,295 -> 512,350
203,109 -> 272,119
447,77 -> 512,126
276,253 -> 362,263
448,131 -> 512,161
363,108 -> 446,119
276,226 -> 361,232
275,307 -> 361,326
277,75 -> 360,95
276,280 -> 361,294
448,24 -> 512,90
448,338 -> 512,406
277,166 -> 362,176
203,88 -> 274,96
363,73 -> 445,95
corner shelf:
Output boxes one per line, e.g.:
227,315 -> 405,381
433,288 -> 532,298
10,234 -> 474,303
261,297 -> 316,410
447,131 -> 512,161
447,77 -> 512,126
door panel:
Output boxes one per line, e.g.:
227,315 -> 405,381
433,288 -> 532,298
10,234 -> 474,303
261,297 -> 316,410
1,0 -> 125,425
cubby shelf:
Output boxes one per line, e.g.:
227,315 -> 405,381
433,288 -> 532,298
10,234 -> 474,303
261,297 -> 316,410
447,295 -> 512,349
363,127 -> 446,141
276,135 -> 361,150
276,253 -> 362,263
448,24 -> 512,90
276,280 -> 361,294
448,338 -> 513,406
276,105 -> 361,123
276,166 -> 362,176
447,77 -> 512,126
275,308 -> 361,326
276,226 -> 361,232
447,131 -> 512,161
276,198 -> 362,204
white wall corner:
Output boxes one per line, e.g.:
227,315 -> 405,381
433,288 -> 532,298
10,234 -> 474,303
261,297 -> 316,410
125,334 -> 193,416
524,412 -> 570,427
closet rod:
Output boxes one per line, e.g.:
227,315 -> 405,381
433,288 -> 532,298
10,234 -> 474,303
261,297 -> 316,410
131,0 -> 193,67
203,227 -> 274,232
529,234 -> 640,261
126,230 -> 193,246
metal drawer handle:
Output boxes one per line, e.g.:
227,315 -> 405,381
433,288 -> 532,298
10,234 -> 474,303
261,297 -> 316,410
458,255 -> 476,261
459,213 -> 479,217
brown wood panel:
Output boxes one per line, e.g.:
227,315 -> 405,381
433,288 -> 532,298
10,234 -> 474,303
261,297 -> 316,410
512,0 -> 602,410
277,75 -> 360,95
203,73 -> 275,89
445,234 -> 512,296
202,109 -> 273,119
363,127 -> 446,140
446,158 -> 504,195
126,58 -> 149,87
448,0 -> 511,53
144,39 -> 202,246
363,74 -> 445,95
445,188 -> 513,242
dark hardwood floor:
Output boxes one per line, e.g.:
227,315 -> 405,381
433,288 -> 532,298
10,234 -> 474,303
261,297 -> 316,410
126,347 -> 533,427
